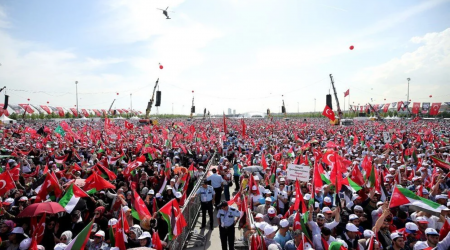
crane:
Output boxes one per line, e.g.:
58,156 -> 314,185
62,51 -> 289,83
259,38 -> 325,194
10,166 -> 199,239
138,78 -> 159,124
329,74 -> 343,124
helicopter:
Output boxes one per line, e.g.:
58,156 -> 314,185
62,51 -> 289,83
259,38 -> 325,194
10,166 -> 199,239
157,7 -> 172,19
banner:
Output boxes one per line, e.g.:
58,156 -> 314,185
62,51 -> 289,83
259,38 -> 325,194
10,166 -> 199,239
286,164 -> 310,182
56,107 -> 65,117
40,105 -> 52,114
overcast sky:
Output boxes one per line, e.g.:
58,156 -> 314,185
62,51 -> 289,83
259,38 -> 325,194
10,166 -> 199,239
1,0 -> 449,115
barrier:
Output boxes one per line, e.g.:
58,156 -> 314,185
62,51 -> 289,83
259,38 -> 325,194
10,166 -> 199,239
168,152 -> 218,250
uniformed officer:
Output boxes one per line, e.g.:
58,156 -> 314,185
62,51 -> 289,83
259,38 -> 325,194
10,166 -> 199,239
217,201 -> 241,250
207,168 -> 224,207
194,179 -> 215,230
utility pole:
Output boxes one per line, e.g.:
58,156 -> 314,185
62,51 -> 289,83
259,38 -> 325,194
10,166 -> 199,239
75,81 -> 79,118
407,78 -> 410,104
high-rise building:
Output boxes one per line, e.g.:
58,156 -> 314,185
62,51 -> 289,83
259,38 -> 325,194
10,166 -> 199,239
228,108 -> 232,115
233,109 -> 236,115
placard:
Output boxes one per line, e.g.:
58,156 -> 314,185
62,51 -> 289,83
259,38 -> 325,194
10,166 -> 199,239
286,164 -> 310,182
382,132 -> 391,143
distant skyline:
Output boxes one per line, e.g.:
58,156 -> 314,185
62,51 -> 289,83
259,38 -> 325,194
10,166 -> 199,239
1,0 -> 450,115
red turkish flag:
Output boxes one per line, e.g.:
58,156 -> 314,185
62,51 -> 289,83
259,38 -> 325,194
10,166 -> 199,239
344,89 -> 349,97
383,103 -> 390,113
124,121 -> 134,130
322,105 -> 335,121
0,171 -> 16,196
429,103 -> 441,116
412,102 -> 420,114
31,213 -> 46,244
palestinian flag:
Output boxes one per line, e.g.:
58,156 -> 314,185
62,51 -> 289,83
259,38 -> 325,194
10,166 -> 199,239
390,185 -> 447,213
342,177 -> 362,193
108,152 -> 124,165
59,183 -> 89,213
287,147 -> 295,158
65,220 -> 94,250
54,154 -> 68,164
329,241 -> 347,250
159,198 -> 187,240
430,156 -> 450,170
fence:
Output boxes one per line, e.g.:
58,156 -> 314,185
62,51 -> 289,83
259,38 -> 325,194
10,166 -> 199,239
168,152 -> 218,250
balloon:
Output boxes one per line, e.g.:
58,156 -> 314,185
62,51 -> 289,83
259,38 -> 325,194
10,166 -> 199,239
429,95 -> 432,98
159,65 -> 163,69
192,90 -> 194,93
349,45 -> 354,50
384,99 -> 386,101
117,93 -> 119,95
47,101 -> 49,104
27,98 -> 30,101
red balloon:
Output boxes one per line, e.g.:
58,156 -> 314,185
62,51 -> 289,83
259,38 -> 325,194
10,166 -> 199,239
192,90 -> 194,93
349,45 -> 354,50
159,65 -> 163,69
47,101 -> 49,104
117,93 -> 119,95
429,95 -> 432,98
27,98 -> 30,101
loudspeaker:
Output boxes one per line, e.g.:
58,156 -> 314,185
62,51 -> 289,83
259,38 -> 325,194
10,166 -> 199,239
326,94 -> 332,110
155,91 -> 161,107
146,102 -> 151,111
191,106 -> 195,113
267,109 -> 270,115
4,95 -> 8,109
204,108 -> 206,115
113,110 -> 117,115
282,106 -> 286,114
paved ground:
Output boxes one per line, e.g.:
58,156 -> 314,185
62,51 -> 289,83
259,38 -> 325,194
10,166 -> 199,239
186,189 -> 246,250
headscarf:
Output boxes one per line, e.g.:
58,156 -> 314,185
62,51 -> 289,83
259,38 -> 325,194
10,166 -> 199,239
61,231 -> 73,243
129,225 -> 143,238
94,206 -> 106,216
3,220 -> 15,232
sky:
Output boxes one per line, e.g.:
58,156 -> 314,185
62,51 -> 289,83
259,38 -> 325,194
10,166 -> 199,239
0,0 -> 450,115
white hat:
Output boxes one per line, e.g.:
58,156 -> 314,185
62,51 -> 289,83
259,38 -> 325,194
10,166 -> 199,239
265,197 -> 272,202
255,213 -> 264,219
376,201 -> 384,207
54,243 -> 68,250
108,218 -> 118,226
315,202 -> 320,208
122,206 -> 131,212
413,241 -> 429,250
166,186 -> 173,190
304,194 -> 311,200
345,223 -> 359,232
3,198 -> 14,205
354,205 -> 363,211
324,197 -> 332,203
255,222 -> 268,231
425,228 -> 439,235
252,186 -> 257,191
268,207 -> 276,214
363,230 -> 375,238
223,166 -> 227,170
95,230 -> 105,238
436,194 -> 447,200
19,238 -> 32,250
170,178 -> 176,182
322,207 -> 332,214
349,214 -> 358,221
156,193 -> 162,198
416,217 -> 429,224
11,227 -> 24,234
138,231 -> 152,239
175,192 -> 182,199
405,222 -> 418,233
254,176 -> 260,181
280,219 -> 289,228
148,189 -> 155,195
263,225 -> 278,236
390,232 -> 403,240
19,196 -> 28,202
264,189 -> 272,194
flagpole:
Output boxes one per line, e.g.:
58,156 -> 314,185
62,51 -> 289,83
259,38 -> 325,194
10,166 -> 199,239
343,93 -> 345,118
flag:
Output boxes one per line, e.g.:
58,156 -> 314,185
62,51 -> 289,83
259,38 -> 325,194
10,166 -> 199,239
328,241 -> 347,250
159,199 -> 187,240
342,177 -> 362,193
54,125 -> 65,137
389,185 -> 447,213
429,103 -> 441,116
322,105 -> 335,121
261,151 -> 268,170
83,172 -> 115,193
430,156 -> 450,170
344,89 -> 349,97
287,147 -> 295,158
104,117 -> 111,128
412,102 -> 420,114
350,165 -> 365,186
223,113 -> 228,134
59,184 -> 89,213
228,191 -> 242,206
65,220 -> 94,250
36,173 -> 63,202
152,230 -> 163,250
114,208 -> 128,250
241,119 -> 246,137
439,219 -> 450,241
31,213 -> 46,244
132,190 -> 151,220
54,154 -> 68,164
124,120 -> 134,130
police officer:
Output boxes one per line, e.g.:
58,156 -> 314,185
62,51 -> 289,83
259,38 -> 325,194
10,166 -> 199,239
194,179 -> 215,230
217,201 -> 241,250
207,168 -> 224,207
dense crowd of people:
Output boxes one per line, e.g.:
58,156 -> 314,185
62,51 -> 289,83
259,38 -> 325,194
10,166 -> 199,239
0,117 -> 449,250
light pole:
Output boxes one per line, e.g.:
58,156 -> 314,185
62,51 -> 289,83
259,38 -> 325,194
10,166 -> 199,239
407,78 -> 410,105
297,102 -> 299,114
75,81 -> 79,118
314,98 -> 316,113
130,93 -> 132,118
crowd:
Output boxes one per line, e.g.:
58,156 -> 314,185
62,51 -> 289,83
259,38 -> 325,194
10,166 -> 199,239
0,117 -> 449,250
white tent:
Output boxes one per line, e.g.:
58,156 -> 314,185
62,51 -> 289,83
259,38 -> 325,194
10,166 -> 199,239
0,114 -> 16,124
130,116 -> 140,120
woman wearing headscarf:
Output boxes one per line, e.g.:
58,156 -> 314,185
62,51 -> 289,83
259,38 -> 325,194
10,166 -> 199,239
58,231 -> 73,245
126,225 -> 143,248
3,227 -> 27,250
93,206 -> 108,232
0,220 -> 15,241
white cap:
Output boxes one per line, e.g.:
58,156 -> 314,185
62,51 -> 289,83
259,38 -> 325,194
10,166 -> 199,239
391,232 -> 402,240
363,230 -> 375,238
268,207 -> 276,214
304,194 -> 311,200
170,178 -> 176,182
349,214 -> 358,221
148,189 -> 155,195
175,192 -> 182,199
265,197 -> 272,202
252,186 -> 257,191
254,176 -> 260,181
425,228 -> 439,235
263,225 -> 278,236
354,205 -> 363,211
345,223 -> 359,232
376,201 -> 384,207
255,213 -> 264,219
138,231 -> 152,239
280,219 -> 289,228
264,189 -> 272,194
322,207 -> 332,213
108,218 -> 118,226
416,217 -> 429,224
54,243 -> 68,250
122,206 -> 131,212
255,222 -> 268,230
95,230 -> 105,237
156,193 -> 162,198
11,227 -> 24,234
324,197 -> 332,203
436,194 -> 447,200
413,241 -> 429,250
405,222 -> 418,233
19,238 -> 32,250
19,196 -> 28,202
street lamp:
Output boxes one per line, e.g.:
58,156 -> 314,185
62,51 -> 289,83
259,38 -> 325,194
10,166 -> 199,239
75,81 -> 79,118
407,78 -> 410,105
